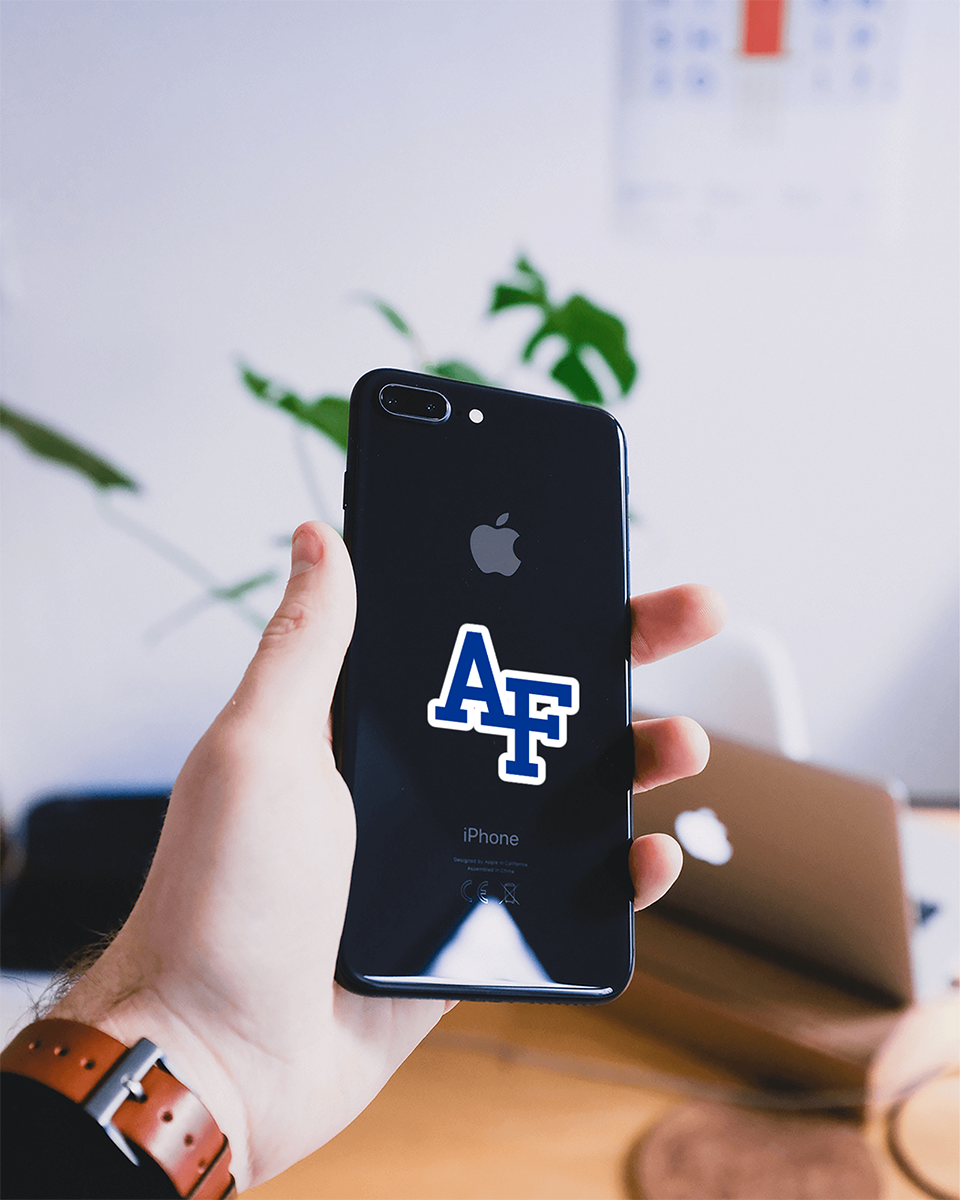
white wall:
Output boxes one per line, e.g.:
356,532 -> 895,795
1,0 -> 957,821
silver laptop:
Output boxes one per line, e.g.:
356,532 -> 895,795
633,733 -> 958,1005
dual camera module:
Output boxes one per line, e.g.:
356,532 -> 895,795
379,383 -> 484,425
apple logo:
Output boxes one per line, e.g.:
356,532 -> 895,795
674,807 -> 733,866
470,513 -> 521,576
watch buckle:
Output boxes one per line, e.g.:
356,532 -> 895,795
82,1037 -> 163,1165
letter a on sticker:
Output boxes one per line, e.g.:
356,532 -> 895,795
428,624 -> 579,785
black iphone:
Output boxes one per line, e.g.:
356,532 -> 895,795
334,367 -> 634,1002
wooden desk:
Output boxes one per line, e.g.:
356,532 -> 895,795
244,999 -> 735,1200
246,803 -> 958,1199
244,994 -> 957,1200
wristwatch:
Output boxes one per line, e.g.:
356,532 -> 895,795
1,1019 -> 236,1199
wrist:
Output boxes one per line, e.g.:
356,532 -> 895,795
45,952 -> 253,1192
2,1017 -> 238,1198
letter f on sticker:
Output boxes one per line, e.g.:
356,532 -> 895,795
428,624 -> 579,785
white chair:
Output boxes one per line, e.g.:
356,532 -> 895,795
632,622 -> 811,761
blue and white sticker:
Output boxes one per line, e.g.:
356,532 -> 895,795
427,624 -> 579,786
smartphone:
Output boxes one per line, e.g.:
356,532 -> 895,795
334,368 -> 634,1002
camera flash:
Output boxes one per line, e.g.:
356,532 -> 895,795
469,408 -> 484,424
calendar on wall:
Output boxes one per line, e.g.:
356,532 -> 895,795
616,0 -> 907,249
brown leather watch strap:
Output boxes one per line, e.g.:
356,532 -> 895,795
1,1019 -> 236,1199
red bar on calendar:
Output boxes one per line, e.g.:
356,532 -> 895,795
741,0 -> 786,56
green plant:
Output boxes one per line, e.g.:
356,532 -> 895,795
0,404 -> 278,636
241,256 -> 637,458
0,406 -> 140,492
490,257 -> 637,404
1,256 -> 638,638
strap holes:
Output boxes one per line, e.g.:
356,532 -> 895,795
53,1045 -> 69,1056
27,1040 -> 40,1050
80,1058 -> 96,1069
184,1133 -> 195,1146
197,1160 -> 207,1172
161,1110 -> 174,1122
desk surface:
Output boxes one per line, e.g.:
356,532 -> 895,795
246,811 -> 958,1200
244,990 -> 957,1200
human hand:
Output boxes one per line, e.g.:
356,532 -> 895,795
47,522 -> 725,1190
629,581 -> 727,907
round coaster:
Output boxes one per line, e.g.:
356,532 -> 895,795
886,1072 -> 960,1200
626,1103 -> 881,1200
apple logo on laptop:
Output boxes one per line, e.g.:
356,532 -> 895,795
674,807 -> 733,866
470,513 -> 521,576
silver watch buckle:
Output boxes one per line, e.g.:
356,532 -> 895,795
83,1036 -> 164,1165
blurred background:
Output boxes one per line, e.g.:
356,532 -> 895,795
1,0 -> 957,825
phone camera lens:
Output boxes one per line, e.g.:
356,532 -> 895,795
379,384 -> 450,424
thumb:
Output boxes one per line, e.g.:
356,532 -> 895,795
231,522 -> 357,724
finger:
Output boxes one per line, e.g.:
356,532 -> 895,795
631,585 -> 727,668
630,833 -> 683,911
230,522 -> 357,723
633,715 -> 710,793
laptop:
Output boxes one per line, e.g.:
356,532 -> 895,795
633,733 -> 958,1006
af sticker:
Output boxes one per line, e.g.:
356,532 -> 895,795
428,624 -> 579,786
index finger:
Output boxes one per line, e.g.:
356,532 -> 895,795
631,585 -> 727,668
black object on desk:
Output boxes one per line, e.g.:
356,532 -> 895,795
1,792 -> 170,971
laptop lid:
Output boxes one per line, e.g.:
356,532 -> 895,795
633,734 -> 914,1006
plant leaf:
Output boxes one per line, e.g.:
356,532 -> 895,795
241,365 -> 350,452
0,400 -> 140,491
550,350 -> 604,405
424,360 -> 495,386
212,570 -> 278,601
490,257 -> 638,405
523,295 -> 636,396
559,295 -> 637,394
240,368 -> 271,399
279,395 -> 350,452
360,295 -> 414,339
490,284 -> 539,312
489,255 -> 550,313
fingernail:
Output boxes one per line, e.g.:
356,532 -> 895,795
290,526 -> 321,577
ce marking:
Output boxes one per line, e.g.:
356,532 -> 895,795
460,879 -> 491,904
